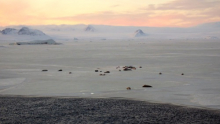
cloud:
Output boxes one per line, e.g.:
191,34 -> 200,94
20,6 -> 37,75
51,11 -> 154,26
0,0 -> 219,27
0,1 -> 29,24
50,0 -> 220,27
150,0 -> 220,10
0,1 -> 43,26
141,0 -> 220,27
0,0 -> 53,26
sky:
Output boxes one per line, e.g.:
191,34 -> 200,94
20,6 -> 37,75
0,0 -> 220,27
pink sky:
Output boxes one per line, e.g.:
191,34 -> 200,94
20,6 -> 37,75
0,0 -> 220,27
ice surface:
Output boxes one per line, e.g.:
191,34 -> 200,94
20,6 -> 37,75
0,39 -> 220,109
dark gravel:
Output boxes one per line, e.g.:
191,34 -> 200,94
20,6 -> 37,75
0,96 -> 220,124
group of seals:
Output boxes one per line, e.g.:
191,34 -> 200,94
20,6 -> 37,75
126,85 -> 152,90
42,69 -> 72,74
159,72 -> 185,75
95,69 -> 110,76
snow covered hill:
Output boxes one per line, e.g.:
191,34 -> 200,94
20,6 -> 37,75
0,27 -> 51,43
1,28 -> 18,35
18,27 -> 45,36
1,27 -> 46,36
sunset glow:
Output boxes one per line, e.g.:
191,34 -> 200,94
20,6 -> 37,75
0,0 -> 220,27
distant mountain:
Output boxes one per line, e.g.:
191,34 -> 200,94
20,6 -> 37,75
1,28 -> 17,35
195,22 -> 220,28
1,21 -> 220,40
84,25 -> 95,32
18,27 -> 45,36
134,29 -> 147,37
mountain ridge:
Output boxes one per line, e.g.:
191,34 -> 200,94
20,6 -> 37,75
1,22 -> 219,40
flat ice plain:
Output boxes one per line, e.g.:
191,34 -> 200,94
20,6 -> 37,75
0,39 -> 220,109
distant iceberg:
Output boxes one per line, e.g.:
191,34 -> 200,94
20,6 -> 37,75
9,39 -> 61,45
84,25 -> 95,32
134,29 -> 147,37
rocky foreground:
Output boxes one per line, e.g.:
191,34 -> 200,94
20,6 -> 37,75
0,96 -> 220,124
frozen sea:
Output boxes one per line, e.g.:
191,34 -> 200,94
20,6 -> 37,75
0,39 -> 220,109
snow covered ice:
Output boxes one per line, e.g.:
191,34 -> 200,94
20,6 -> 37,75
0,39 -> 220,109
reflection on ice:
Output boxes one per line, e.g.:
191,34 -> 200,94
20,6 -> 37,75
0,78 -> 25,91
191,94 -> 220,107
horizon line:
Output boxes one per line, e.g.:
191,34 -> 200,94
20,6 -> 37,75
1,21 -> 220,28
